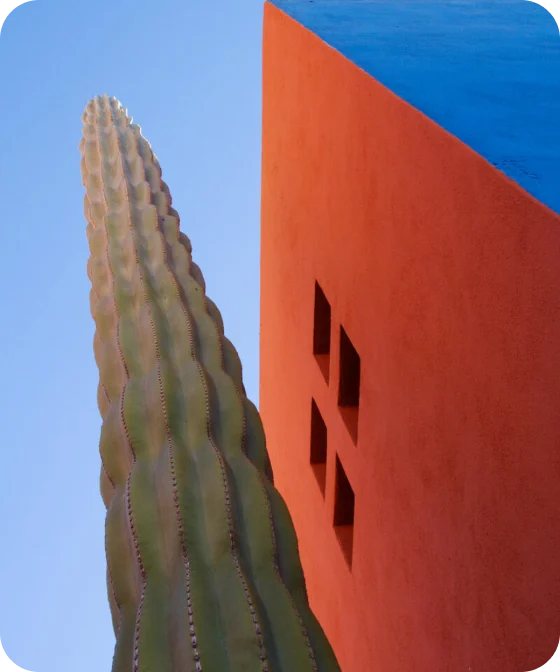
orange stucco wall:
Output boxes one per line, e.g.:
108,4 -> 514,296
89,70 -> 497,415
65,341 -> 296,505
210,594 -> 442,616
259,4 -> 560,671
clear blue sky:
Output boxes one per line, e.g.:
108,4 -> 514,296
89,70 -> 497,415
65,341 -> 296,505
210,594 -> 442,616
0,0 -> 263,669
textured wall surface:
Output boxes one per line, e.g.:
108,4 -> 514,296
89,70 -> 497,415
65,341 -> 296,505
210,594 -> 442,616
260,5 -> 560,671
271,0 -> 560,214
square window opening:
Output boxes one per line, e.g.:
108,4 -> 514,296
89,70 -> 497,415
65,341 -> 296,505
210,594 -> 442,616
313,282 -> 331,383
310,398 -> 327,497
334,454 -> 355,567
338,326 -> 360,443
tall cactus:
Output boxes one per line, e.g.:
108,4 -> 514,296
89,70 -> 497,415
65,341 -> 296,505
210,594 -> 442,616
79,94 -> 341,672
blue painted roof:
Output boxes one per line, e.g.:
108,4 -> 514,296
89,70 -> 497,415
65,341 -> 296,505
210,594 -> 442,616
270,0 -> 560,214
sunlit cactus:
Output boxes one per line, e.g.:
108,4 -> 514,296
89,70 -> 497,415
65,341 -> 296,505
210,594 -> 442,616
79,94 -> 341,672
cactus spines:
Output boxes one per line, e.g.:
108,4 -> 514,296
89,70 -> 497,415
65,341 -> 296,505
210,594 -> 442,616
80,94 -> 341,672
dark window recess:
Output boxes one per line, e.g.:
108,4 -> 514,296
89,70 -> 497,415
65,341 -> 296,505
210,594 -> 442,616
310,399 -> 327,496
333,454 -> 355,567
313,282 -> 331,383
338,326 -> 360,443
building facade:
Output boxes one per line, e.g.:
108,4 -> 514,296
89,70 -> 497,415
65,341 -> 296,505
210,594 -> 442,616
259,3 -> 560,670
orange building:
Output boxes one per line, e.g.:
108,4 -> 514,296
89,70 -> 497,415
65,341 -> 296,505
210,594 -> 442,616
259,2 -> 560,671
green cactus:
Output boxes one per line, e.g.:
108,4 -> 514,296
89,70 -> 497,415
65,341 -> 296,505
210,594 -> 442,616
79,94 -> 341,672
